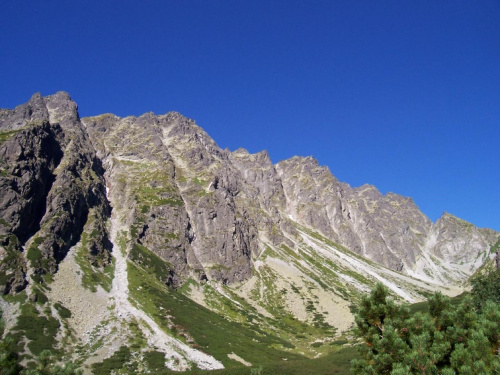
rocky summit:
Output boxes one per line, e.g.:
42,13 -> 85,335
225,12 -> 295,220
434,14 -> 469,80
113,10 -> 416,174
0,92 -> 498,373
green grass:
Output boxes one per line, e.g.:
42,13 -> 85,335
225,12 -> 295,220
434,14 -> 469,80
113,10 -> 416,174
1,290 -> 27,304
26,237 -> 45,266
33,288 -> 48,304
129,243 -> 173,284
0,129 -> 22,143
491,236 -> 500,255
25,236 -> 55,284
54,302 -> 72,319
158,346 -> 360,374
193,177 -> 206,186
409,292 -> 469,315
75,232 -> 115,292
127,260 -> 305,369
0,270 -> 12,286
134,183 -> 183,207
10,303 -> 61,356
143,350 -> 168,372
91,345 -> 134,374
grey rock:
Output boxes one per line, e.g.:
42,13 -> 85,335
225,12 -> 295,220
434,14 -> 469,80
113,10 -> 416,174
84,111 -> 261,285
0,92 -> 111,292
0,93 -> 49,131
275,155 -> 497,279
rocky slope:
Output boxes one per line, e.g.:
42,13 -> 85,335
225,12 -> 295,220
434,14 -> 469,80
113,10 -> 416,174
0,92 -> 498,372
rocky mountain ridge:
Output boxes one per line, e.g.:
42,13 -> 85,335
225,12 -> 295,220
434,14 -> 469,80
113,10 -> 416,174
0,93 -> 111,294
0,92 -> 498,372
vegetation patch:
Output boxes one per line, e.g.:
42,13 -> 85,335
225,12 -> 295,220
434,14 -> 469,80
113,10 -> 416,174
352,282 -> 500,374
11,303 -> 60,356
75,231 -> 114,292
0,236 -> 25,287
134,181 -> 183,207
143,350 -> 167,372
91,345 -> 134,374
26,237 -> 56,285
192,177 -> 206,186
127,262 -> 304,368
0,271 -> 13,286
165,232 -> 179,241
159,346 -> 359,374
129,243 -> 173,284
0,129 -> 22,143
26,237 -> 45,265
491,236 -> 500,255
33,289 -> 48,304
202,285 -> 250,324
54,302 -> 72,319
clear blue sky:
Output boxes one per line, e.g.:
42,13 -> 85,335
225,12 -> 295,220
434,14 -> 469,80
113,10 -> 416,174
1,1 -> 499,231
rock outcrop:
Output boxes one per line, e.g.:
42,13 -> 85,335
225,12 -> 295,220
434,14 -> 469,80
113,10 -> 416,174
274,156 -> 497,282
0,93 -> 111,293
82,111 -> 261,286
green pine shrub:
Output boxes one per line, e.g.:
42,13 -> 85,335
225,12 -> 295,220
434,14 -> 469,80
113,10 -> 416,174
351,283 -> 500,374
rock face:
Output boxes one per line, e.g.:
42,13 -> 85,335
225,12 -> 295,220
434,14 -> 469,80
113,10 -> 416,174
275,156 -> 430,270
0,92 -> 498,295
82,111 -> 261,286
275,156 -> 497,283
0,93 -> 111,293
2,92 -> 500,372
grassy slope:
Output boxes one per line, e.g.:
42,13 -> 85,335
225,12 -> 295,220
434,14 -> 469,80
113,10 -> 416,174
128,261 -> 305,369
166,347 -> 359,375
125,250 -> 365,374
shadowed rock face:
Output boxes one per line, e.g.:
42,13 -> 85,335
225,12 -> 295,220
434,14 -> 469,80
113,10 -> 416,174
0,93 -> 111,293
1,92 -> 498,295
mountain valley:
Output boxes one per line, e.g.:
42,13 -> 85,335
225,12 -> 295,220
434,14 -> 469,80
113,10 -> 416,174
0,92 -> 498,374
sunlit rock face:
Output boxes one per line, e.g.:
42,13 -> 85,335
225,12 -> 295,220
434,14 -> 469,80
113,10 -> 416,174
274,155 -> 497,282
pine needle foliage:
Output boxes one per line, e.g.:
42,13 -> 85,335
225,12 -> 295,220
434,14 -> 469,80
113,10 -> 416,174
470,268 -> 500,311
351,283 -> 500,374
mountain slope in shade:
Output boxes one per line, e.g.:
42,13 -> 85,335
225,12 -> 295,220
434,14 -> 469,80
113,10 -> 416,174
0,92 -> 498,372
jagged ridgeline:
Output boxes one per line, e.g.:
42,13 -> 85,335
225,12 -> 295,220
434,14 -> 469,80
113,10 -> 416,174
0,92 -> 498,373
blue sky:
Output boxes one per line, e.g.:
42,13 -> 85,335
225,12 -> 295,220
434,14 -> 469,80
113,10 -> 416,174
1,1 -> 499,231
